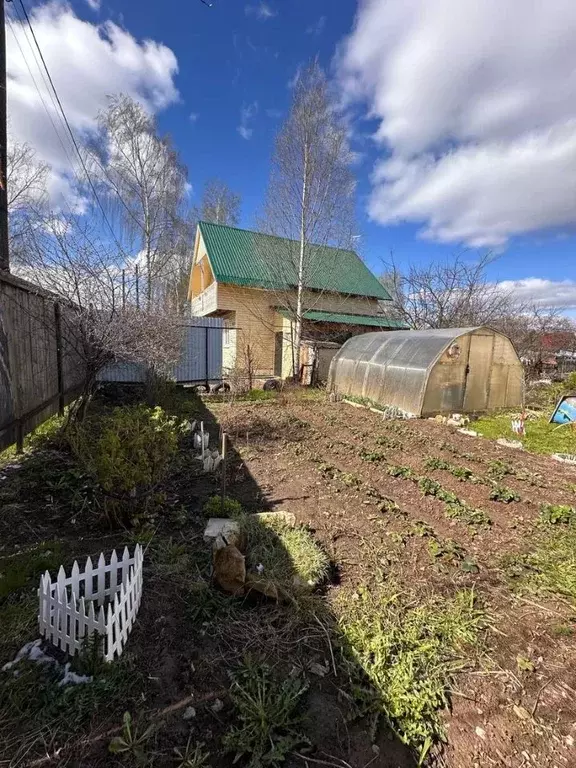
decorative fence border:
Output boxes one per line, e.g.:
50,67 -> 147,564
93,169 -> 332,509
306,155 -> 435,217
38,545 -> 143,662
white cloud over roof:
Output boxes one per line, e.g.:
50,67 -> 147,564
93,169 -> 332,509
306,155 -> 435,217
338,0 -> 576,247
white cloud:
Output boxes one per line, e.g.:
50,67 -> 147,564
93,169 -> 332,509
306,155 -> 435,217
237,101 -> 258,140
189,112 -> 199,123
6,3 -> 179,210
85,0 -> 100,11
245,3 -> 276,20
306,16 -> 326,36
338,0 -> 576,247
496,278 -> 576,310
265,108 -> 282,119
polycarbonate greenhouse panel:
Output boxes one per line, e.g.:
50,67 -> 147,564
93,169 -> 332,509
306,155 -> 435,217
328,327 -> 523,416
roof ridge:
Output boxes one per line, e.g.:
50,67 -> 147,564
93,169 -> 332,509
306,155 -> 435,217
198,220 -> 356,255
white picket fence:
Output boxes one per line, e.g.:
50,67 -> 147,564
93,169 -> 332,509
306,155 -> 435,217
38,545 -> 144,662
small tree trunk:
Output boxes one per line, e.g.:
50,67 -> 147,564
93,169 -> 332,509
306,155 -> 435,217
293,145 -> 309,381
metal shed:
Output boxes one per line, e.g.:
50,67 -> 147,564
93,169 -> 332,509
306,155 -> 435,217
328,327 -> 523,417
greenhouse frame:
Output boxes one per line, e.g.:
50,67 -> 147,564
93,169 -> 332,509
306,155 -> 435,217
327,327 -> 523,417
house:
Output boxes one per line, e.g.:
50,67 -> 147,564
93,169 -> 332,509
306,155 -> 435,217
187,221 -> 406,381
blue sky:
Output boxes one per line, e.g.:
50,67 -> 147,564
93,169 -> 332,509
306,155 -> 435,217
7,0 -> 576,309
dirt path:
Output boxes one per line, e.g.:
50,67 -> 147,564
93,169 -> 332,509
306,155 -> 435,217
216,398 -> 576,768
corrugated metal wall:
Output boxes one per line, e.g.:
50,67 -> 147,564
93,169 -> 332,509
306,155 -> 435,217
98,318 -> 224,384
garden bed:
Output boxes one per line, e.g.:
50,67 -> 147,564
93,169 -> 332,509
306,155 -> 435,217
1,386 -> 576,767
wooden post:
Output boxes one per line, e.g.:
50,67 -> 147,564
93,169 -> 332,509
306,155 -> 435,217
0,0 -> 9,273
54,302 -> 65,416
220,431 -> 227,515
204,326 -> 209,391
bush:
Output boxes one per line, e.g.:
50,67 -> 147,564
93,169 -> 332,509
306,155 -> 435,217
70,405 -> 181,526
564,372 -> 576,392
203,495 -> 244,518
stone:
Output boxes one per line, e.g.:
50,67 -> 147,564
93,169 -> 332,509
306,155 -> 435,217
250,511 -> 296,527
213,545 -> 246,595
183,706 -> 196,720
211,698 -> 224,713
204,518 -> 243,549
459,428 -> 479,437
496,438 -> 524,450
244,575 -> 279,601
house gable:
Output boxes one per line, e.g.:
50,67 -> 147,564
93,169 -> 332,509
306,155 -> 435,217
188,229 -> 216,300
195,221 -> 392,301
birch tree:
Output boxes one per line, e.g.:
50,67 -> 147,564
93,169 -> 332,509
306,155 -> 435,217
88,95 -> 189,309
7,138 -> 49,264
197,178 -> 241,225
260,61 -> 356,373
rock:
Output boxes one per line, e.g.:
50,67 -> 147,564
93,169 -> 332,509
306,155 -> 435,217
496,438 -> 524,450
475,726 -> 486,739
250,511 -> 296,527
213,545 -> 246,595
513,704 -> 530,720
204,518 -> 244,550
459,428 -> 479,437
211,698 -> 224,713
183,706 -> 196,720
552,453 -> 576,465
309,661 -> 329,677
244,575 -> 279,601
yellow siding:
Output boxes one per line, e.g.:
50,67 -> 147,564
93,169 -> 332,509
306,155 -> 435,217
191,260 -> 385,380
216,284 -> 278,378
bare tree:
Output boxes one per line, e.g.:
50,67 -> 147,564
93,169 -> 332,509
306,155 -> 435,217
382,252 -> 517,330
7,137 -> 49,264
13,213 -> 183,418
196,179 -> 241,226
87,95 -> 189,309
259,60 -> 357,374
496,305 -> 576,378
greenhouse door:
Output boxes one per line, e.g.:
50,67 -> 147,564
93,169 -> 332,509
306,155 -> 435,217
463,334 -> 494,412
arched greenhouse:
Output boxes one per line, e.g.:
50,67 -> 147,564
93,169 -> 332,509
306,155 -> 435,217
328,327 -> 523,417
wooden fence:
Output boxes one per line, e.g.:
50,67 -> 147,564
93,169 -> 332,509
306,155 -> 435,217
38,545 -> 144,661
0,272 -> 87,451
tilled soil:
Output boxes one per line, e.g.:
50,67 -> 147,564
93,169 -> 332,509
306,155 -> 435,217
216,397 -> 576,768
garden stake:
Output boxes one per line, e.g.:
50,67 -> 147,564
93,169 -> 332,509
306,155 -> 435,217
221,432 -> 227,515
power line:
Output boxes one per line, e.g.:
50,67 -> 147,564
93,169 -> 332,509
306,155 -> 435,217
16,0 -> 129,258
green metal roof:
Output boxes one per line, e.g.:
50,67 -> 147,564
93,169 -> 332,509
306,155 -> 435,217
276,307 -> 409,329
198,221 -> 391,300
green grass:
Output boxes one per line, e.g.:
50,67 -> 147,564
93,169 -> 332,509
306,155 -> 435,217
508,528 -> 576,602
337,585 -> 484,764
473,412 -> 576,456
0,541 -> 65,599
237,513 -> 330,589
224,658 -> 309,768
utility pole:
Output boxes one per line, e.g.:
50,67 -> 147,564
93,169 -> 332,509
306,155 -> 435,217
0,0 -> 9,272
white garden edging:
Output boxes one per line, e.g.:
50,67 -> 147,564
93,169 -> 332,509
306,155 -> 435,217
38,545 -> 143,662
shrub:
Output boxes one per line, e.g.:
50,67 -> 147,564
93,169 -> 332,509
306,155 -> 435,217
203,495 -> 244,518
69,405 -> 181,526
564,372 -> 576,392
